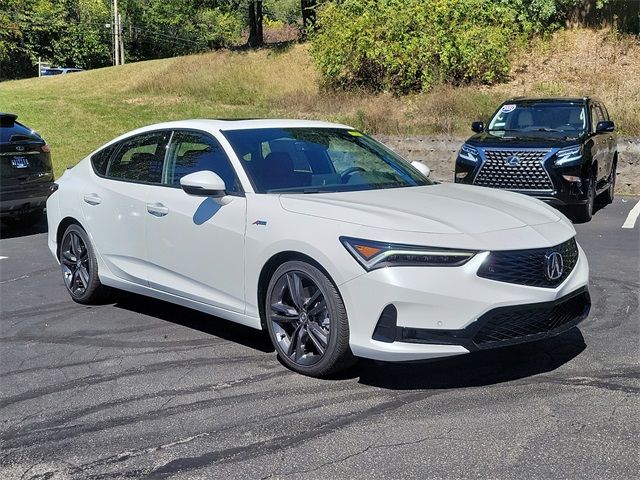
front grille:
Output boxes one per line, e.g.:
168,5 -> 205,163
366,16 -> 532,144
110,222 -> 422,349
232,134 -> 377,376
474,149 -> 553,191
477,238 -> 579,288
472,290 -> 590,347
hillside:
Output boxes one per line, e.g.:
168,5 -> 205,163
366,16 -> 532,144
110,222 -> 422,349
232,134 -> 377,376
0,28 -> 638,177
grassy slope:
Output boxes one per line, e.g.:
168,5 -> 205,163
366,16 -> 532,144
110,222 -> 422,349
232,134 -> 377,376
1,29 -> 637,177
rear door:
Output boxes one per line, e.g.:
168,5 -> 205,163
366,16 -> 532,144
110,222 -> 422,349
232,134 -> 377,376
81,130 -> 170,286
589,103 -> 607,183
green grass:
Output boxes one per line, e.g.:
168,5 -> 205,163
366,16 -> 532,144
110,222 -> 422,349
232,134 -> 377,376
1,29 -> 637,177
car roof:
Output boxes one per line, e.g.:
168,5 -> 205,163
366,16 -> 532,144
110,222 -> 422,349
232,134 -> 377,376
118,119 -> 355,137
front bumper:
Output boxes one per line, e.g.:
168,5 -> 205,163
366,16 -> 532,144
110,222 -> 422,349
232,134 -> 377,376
454,152 -> 591,207
339,243 -> 589,362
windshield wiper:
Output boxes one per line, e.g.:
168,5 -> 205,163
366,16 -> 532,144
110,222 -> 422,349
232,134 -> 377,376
488,128 -> 520,132
268,188 -> 330,194
535,128 -> 564,132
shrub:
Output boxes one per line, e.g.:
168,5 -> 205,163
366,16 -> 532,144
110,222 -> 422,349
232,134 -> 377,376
311,0 -> 536,93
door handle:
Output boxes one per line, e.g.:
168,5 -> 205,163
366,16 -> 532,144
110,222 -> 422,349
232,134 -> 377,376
146,203 -> 169,217
83,193 -> 102,206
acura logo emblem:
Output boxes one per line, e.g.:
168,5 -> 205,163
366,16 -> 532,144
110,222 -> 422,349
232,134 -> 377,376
16,145 -> 25,151
505,155 -> 521,167
545,252 -> 564,281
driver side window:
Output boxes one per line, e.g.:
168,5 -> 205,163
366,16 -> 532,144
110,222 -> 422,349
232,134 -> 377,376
164,130 -> 242,194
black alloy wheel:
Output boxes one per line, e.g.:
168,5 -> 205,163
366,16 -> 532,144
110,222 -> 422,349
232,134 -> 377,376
265,261 -> 354,377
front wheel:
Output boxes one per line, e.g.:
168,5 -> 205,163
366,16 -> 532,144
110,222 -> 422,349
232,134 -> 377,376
60,224 -> 109,304
265,261 -> 354,377
572,172 -> 595,223
598,162 -> 616,205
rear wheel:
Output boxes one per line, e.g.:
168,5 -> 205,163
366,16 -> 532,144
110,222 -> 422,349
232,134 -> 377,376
598,161 -> 616,205
265,261 -> 354,377
60,224 -> 108,304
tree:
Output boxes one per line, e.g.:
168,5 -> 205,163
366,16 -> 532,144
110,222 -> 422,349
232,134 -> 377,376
300,0 -> 317,37
247,0 -> 263,47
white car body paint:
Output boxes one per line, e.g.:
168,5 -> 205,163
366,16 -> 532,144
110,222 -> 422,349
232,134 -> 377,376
47,119 -> 590,362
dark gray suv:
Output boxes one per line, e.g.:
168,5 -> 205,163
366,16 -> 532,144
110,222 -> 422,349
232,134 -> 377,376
0,113 -> 54,225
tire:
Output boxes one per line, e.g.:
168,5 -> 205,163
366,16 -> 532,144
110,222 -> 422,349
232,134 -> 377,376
265,260 -> 355,377
572,172 -> 596,223
59,224 -> 109,304
598,161 -> 616,205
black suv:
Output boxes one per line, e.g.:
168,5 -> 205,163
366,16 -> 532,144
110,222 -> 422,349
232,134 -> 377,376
454,97 -> 617,222
0,113 -> 54,225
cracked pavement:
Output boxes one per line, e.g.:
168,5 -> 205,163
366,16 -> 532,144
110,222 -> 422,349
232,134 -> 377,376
0,197 -> 638,479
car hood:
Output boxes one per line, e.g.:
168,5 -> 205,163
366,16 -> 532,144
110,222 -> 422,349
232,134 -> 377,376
279,183 -> 568,238
467,131 -> 583,148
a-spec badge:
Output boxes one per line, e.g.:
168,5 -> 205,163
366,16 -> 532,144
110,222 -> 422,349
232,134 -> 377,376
252,220 -> 267,226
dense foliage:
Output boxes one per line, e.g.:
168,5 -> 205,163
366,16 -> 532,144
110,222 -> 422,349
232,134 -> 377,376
0,0 -> 300,79
310,0 -> 586,93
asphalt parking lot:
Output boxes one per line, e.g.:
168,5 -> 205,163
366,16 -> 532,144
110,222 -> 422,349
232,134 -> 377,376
1,197 -> 638,480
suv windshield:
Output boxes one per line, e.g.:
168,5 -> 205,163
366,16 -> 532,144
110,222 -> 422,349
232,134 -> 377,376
222,128 -> 432,193
488,102 -> 587,135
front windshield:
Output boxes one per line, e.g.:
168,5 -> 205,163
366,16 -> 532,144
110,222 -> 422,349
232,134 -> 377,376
488,102 -> 587,134
222,128 -> 432,194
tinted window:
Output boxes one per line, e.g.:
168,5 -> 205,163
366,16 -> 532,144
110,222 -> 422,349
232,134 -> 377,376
91,145 -> 115,176
223,128 -> 431,194
591,105 -> 605,131
107,132 -> 169,183
165,131 -> 241,193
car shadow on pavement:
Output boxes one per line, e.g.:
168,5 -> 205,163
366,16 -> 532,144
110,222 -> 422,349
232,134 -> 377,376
0,218 -> 48,239
111,292 -> 275,353
346,328 -> 586,390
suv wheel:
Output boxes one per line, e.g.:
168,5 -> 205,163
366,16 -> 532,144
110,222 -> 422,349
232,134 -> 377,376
573,172 -> 595,223
265,261 -> 355,377
60,224 -> 109,304
599,162 -> 616,205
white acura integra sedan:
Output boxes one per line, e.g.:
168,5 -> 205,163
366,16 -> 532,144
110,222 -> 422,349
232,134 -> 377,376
47,119 -> 590,376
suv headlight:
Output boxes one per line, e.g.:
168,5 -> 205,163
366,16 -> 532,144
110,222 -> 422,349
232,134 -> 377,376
554,145 -> 582,166
340,237 -> 477,271
458,143 -> 480,163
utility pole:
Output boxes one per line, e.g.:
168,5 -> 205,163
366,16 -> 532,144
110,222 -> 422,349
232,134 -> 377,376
118,12 -> 125,65
113,0 -> 120,66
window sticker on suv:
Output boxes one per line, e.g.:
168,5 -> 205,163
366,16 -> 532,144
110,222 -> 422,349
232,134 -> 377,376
501,104 -> 516,113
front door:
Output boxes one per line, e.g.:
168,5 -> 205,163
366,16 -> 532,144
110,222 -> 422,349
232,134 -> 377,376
145,130 -> 247,313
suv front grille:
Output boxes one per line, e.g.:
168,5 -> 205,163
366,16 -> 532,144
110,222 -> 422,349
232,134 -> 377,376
472,290 -> 590,347
477,238 -> 579,288
474,149 -> 553,191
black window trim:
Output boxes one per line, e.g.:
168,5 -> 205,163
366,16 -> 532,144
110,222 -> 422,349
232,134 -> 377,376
89,128 -> 244,196
90,128 -> 172,186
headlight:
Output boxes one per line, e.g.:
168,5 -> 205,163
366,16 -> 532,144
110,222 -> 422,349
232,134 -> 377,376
458,143 -> 480,163
340,236 -> 477,271
554,145 -> 582,166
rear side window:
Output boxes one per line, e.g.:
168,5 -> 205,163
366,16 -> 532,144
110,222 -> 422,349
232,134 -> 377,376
91,145 -> 114,176
106,132 -> 169,183
164,130 -> 241,194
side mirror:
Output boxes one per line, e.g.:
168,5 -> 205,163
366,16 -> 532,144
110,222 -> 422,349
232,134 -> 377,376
471,121 -> 484,133
411,161 -> 430,178
596,120 -> 615,133
180,171 -> 226,197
